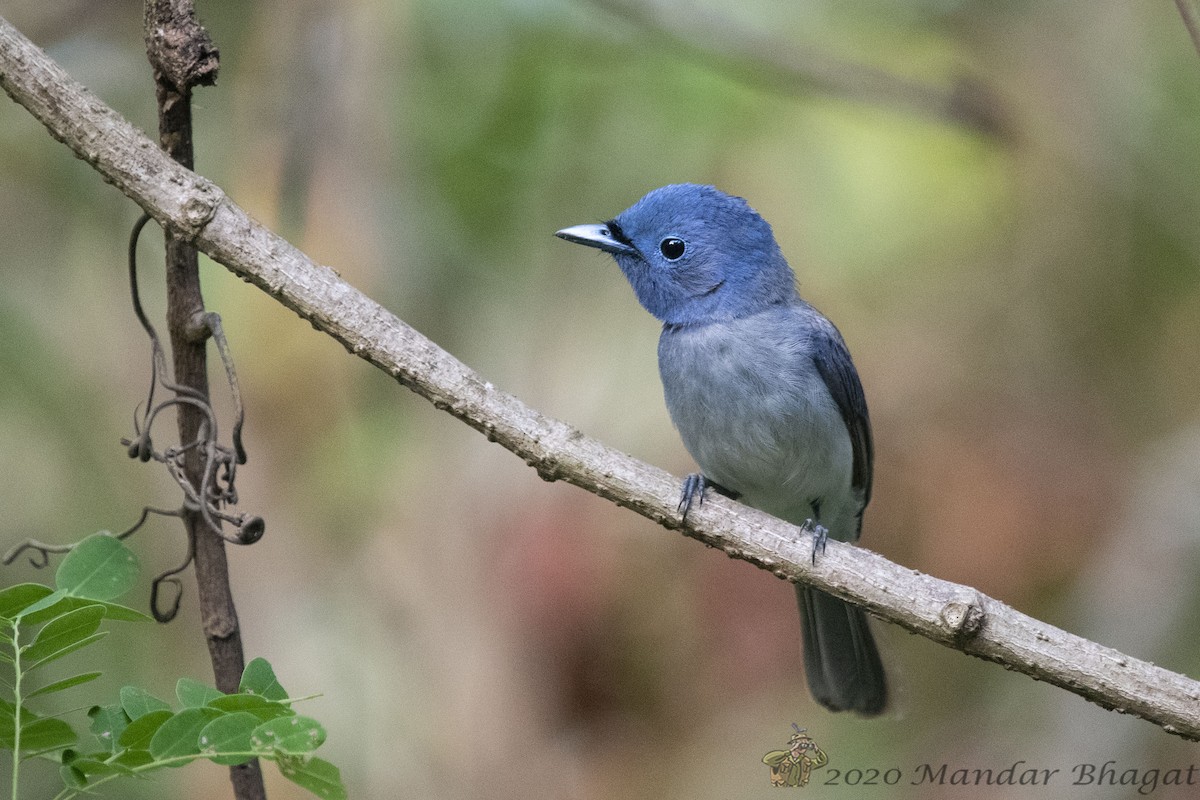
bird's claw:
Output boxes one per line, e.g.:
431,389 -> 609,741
802,519 -> 829,564
678,474 -> 740,521
678,473 -> 707,520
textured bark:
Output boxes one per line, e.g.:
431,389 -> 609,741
1,13 -> 1198,742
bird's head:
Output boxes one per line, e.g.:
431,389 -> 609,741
556,184 -> 797,326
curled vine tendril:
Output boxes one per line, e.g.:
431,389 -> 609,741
2,507 -> 190,620
121,213 -> 262,549
2,214 -> 264,622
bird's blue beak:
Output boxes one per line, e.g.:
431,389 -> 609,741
555,223 -> 637,256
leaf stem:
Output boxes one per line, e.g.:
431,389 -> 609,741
53,751 -> 276,800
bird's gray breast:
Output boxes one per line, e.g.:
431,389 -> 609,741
657,309 -> 856,532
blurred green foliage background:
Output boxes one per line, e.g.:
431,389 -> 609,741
3,0 -> 1200,797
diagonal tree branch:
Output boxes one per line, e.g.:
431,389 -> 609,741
1,14 -> 1198,740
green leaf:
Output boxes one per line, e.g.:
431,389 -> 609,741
199,712 -> 258,766
90,599 -> 150,623
120,686 -> 171,720
239,657 -> 288,701
277,755 -> 346,800
23,605 -> 104,663
24,595 -> 151,625
111,747 -> 154,769
177,677 -> 223,708
88,704 -> 130,752
251,715 -> 325,755
62,749 -> 134,777
0,583 -> 53,620
116,709 -> 172,750
67,757 -> 124,777
28,671 -> 103,699
25,631 -> 108,672
60,763 -> 87,789
55,533 -> 139,601
26,631 -> 108,672
19,716 -> 77,754
208,693 -> 292,723
149,707 -> 223,766
19,588 -> 69,619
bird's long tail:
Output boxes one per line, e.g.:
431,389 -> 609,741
796,586 -> 887,715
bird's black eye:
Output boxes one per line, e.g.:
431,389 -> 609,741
660,237 -> 686,260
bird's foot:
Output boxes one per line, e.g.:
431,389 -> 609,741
801,519 -> 829,564
677,474 -> 739,521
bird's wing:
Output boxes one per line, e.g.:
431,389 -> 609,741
809,317 -> 874,510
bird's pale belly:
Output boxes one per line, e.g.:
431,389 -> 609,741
659,324 -> 855,533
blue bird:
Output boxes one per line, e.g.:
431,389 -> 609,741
556,184 -> 886,715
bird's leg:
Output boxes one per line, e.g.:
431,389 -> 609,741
678,474 -> 739,520
803,499 -> 828,564
801,519 -> 830,564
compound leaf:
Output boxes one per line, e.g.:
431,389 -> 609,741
239,658 -> 288,701
23,605 -> 104,664
55,534 -> 138,601
199,712 -> 258,766
251,715 -> 325,756
117,709 -> 173,750
148,707 -> 223,766
120,686 -> 171,720
278,755 -> 346,800
28,671 -> 103,699
177,677 -> 223,708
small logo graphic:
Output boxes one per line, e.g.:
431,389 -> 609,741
762,724 -> 828,787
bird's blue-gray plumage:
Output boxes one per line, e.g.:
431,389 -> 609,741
557,184 -> 886,715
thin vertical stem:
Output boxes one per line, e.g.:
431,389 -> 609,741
143,2 -> 264,798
